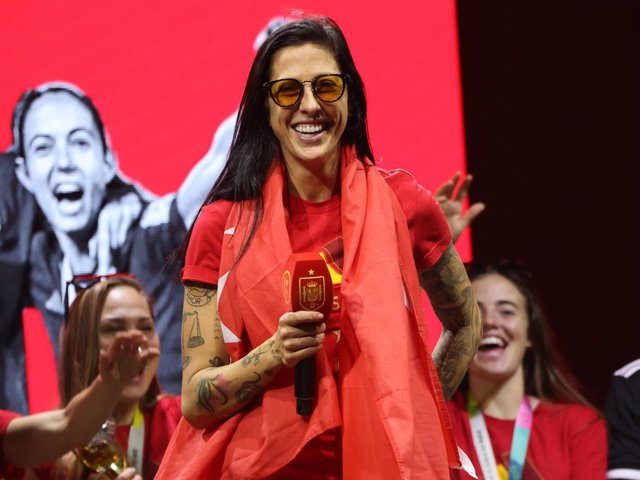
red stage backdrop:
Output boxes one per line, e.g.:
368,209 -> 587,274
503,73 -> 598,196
0,0 -> 469,412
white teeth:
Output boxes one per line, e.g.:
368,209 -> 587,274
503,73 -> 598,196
294,124 -> 323,134
480,336 -> 505,348
53,182 -> 83,202
54,182 -> 81,195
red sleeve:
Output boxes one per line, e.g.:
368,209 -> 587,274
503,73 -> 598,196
181,200 -> 233,286
567,406 -> 608,480
0,410 -> 21,476
383,169 -> 452,270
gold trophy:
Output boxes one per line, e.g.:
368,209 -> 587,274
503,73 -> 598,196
75,417 -> 128,478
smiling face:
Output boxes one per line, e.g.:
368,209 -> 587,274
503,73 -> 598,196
267,43 -> 348,172
18,91 -> 114,235
469,273 -> 531,383
99,285 -> 160,404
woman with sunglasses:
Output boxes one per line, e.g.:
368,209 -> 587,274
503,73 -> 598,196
447,262 -> 606,479
158,15 -> 481,479
52,275 -> 181,479
0,331 -> 151,479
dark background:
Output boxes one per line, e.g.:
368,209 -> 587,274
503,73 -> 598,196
457,1 -> 640,408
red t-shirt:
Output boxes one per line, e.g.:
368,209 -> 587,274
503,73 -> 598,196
447,391 -> 607,480
182,168 -> 450,477
183,168 -> 450,285
0,410 -> 22,478
183,168 -> 450,380
114,395 -> 181,480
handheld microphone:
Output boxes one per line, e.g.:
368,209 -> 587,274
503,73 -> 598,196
282,252 -> 333,416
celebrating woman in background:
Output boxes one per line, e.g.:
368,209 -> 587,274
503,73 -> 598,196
54,275 -> 180,479
0,330 -> 152,480
447,262 -> 606,479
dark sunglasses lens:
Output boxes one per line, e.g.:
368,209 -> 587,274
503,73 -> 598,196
314,75 -> 345,102
271,79 -> 302,107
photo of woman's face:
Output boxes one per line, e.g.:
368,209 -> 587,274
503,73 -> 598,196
21,91 -> 112,235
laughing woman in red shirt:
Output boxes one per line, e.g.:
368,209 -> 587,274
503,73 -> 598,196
447,262 -> 607,480
157,14 -> 481,480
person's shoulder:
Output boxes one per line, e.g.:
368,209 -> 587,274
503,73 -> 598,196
377,167 -> 418,187
613,358 -> 640,381
377,168 -> 429,203
200,199 -> 234,218
192,199 -> 234,233
538,401 -> 602,429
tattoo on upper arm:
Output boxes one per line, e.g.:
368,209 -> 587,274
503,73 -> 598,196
213,310 -> 223,341
420,244 -> 474,331
185,311 -> 205,348
186,286 -> 214,307
182,356 -> 192,370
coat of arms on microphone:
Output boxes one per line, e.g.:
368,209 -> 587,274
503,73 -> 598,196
299,274 -> 326,311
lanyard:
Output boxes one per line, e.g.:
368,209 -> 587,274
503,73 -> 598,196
467,393 -> 533,480
127,405 -> 145,474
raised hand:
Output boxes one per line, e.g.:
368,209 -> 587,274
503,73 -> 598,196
100,331 -> 160,387
435,172 -> 485,243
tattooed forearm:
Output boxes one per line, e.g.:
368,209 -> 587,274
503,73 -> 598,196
235,372 -> 262,403
421,243 -> 482,400
432,330 -> 477,400
420,244 -> 475,331
241,345 -> 267,367
186,285 -> 214,307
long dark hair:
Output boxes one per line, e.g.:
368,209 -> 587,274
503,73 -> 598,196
180,15 -> 374,266
466,262 -> 592,406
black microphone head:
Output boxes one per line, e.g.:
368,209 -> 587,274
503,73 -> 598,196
296,397 -> 313,416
